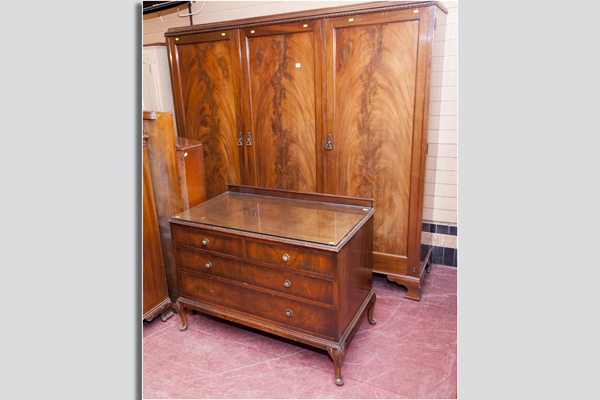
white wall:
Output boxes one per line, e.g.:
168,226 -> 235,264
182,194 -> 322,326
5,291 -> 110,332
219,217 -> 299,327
423,1 -> 458,225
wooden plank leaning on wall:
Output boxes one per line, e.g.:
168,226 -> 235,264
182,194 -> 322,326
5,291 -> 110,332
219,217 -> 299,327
143,111 -> 183,301
142,128 -> 173,321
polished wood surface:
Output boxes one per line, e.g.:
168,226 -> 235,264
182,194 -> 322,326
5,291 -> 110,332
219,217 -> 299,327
172,191 -> 370,246
168,32 -> 243,199
170,187 -> 375,385
241,21 -> 322,192
165,2 -> 447,37
327,11 -> 419,259
179,271 -> 336,338
166,1 -> 446,300
175,137 -> 208,210
142,133 -> 171,321
143,111 -> 183,301
175,246 -> 334,304
171,224 -> 244,258
245,239 -> 334,277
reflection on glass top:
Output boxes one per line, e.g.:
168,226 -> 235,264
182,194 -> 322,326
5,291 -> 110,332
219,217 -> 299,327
172,192 -> 371,246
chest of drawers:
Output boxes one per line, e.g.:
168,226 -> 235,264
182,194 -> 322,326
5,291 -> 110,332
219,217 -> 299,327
169,185 -> 376,385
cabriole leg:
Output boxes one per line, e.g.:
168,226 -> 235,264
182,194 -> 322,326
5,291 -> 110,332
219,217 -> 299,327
367,293 -> 377,325
175,301 -> 188,331
327,347 -> 345,386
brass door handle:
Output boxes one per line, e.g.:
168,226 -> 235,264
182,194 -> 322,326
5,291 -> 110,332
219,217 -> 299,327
237,132 -> 243,146
325,133 -> 333,150
246,132 -> 252,146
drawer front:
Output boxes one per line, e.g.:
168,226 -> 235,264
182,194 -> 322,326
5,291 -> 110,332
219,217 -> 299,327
175,247 -> 333,305
171,224 -> 243,257
245,240 -> 334,277
180,271 -> 335,338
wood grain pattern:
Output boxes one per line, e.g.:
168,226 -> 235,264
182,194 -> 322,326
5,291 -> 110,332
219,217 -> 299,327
179,270 -> 336,338
175,137 -> 208,209
243,27 -> 318,192
144,112 -> 183,300
174,246 -> 334,304
142,135 -> 170,317
176,37 -> 242,199
329,18 -> 419,258
170,186 -> 375,383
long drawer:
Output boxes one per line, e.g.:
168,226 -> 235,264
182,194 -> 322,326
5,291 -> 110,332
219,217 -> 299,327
171,225 -> 243,257
179,270 -> 335,338
245,239 -> 334,277
175,247 -> 333,305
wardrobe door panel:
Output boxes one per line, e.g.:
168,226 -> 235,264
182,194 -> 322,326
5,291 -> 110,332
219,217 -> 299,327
241,22 -> 322,193
326,14 -> 420,259
168,32 -> 244,200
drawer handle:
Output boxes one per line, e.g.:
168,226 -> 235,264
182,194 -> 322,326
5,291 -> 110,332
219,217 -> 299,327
205,261 -> 212,269
286,309 -> 293,318
284,279 -> 292,288
282,254 -> 290,262
202,238 -> 209,246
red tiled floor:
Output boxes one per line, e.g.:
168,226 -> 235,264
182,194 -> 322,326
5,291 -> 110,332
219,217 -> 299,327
143,264 -> 457,399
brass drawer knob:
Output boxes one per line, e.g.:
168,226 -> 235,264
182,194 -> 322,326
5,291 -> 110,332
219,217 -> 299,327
282,253 -> 290,262
205,261 -> 212,269
284,279 -> 292,288
286,309 -> 293,317
202,238 -> 209,245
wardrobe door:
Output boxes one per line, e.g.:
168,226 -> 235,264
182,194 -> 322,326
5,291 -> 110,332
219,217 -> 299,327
240,21 -> 324,193
325,8 -> 433,278
167,31 -> 245,200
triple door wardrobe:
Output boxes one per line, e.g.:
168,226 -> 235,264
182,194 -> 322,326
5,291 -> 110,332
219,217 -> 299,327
165,1 -> 448,300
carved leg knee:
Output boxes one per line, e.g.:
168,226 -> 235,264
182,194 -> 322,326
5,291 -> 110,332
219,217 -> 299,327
175,301 -> 188,331
327,347 -> 345,386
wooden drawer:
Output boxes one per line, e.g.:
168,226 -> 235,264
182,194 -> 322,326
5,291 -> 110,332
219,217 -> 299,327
175,247 -> 333,305
179,271 -> 335,338
172,224 -> 243,257
245,239 -> 334,277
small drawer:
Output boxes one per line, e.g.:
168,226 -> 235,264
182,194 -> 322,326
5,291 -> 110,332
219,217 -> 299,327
245,239 -> 334,277
175,247 -> 334,305
171,224 -> 243,258
179,271 -> 335,338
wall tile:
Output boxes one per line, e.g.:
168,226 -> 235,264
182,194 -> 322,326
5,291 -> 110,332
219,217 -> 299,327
430,71 -> 443,87
432,246 -> 444,264
437,144 -> 457,157
433,196 -> 457,211
438,116 -> 457,130
441,71 -> 457,87
443,248 -> 456,266
430,183 -> 458,198
442,234 -> 458,249
429,101 -> 442,116
422,207 -> 434,220
433,157 -> 457,171
427,129 -> 440,144
431,209 -> 457,224
438,101 -> 457,116
437,130 -> 458,144
441,86 -> 458,102
436,225 -> 449,235
425,155 -> 438,171
435,170 -> 457,185
442,40 -> 458,57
